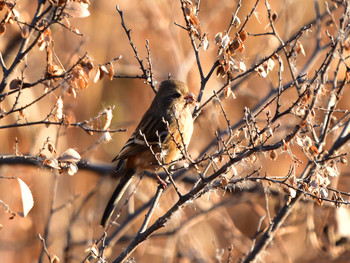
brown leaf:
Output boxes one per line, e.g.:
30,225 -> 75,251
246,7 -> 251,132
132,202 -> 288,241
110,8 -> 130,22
239,29 -> 248,42
309,145 -> 319,156
9,79 -> 22,90
21,25 -> 29,38
224,86 -> 232,98
233,16 -> 241,28
0,23 -> 6,37
272,11 -> 278,22
269,150 -> 278,161
296,42 -> 306,56
108,64 -> 114,80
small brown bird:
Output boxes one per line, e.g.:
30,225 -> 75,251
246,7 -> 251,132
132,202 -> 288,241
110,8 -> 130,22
101,80 -> 196,227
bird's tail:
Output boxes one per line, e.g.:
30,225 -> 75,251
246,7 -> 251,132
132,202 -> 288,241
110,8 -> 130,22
100,168 -> 135,227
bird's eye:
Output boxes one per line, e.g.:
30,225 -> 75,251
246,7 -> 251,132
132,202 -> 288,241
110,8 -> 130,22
173,92 -> 181,98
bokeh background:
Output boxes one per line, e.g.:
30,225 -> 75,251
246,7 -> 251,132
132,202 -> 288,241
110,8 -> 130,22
0,0 -> 349,262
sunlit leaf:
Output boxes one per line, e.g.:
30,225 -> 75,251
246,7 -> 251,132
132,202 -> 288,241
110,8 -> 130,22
17,178 -> 34,217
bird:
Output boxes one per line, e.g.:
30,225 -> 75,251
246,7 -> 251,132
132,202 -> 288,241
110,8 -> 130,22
101,79 -> 196,227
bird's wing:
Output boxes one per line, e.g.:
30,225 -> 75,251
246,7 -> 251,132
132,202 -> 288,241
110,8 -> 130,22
112,109 -> 168,162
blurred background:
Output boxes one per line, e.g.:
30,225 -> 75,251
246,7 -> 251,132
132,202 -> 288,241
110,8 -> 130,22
0,0 -> 349,262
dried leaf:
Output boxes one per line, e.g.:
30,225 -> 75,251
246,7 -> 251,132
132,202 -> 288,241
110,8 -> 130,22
269,150 -> 278,161
224,86 -> 232,98
100,132 -> 112,143
100,65 -> 108,74
309,145 -> 319,156
58,148 -> 81,163
17,178 -> 34,217
71,26 -> 81,35
55,97 -> 64,120
233,16 -> 241,28
202,34 -> 209,51
64,17 -> 70,28
229,37 -> 240,52
215,32 -> 222,45
340,157 -> 347,165
51,255 -> 60,263
108,64 -> 114,80
272,11 -> 278,22
239,29 -> 248,42
47,141 -> 57,154
0,23 -> 6,36
93,67 -> 100,83
325,166 -> 338,177
65,2 -> 90,18
21,25 -> 29,38
238,61 -> 246,72
221,176 -> 229,187
9,79 -> 21,90
58,0 -> 67,7
296,42 -> 306,56
67,163 -> 78,176
221,34 -> 230,48
320,188 -> 328,198
43,158 -> 60,169
256,65 -> 267,78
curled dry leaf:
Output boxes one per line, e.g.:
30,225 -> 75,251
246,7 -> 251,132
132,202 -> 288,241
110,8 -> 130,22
93,67 -> 100,83
325,166 -> 339,177
43,158 -> 60,169
296,42 -> 306,56
340,156 -> 347,165
238,61 -> 246,72
309,145 -> 319,156
221,34 -> 230,48
71,26 -> 81,35
100,65 -> 108,74
269,150 -> 278,161
0,23 -> 6,36
202,34 -> 209,51
65,1 -> 90,18
108,64 -> 114,80
239,29 -> 248,42
100,132 -> 112,143
67,163 -> 78,176
320,187 -> 328,198
17,178 -> 34,217
58,148 -> 81,163
12,9 -> 20,19
215,32 -> 222,45
221,176 -> 229,187
55,97 -> 64,121
233,16 -> 241,28
21,25 -> 29,38
51,255 -> 60,263
224,86 -> 232,98
272,11 -> 278,22
47,141 -> 57,154
64,16 -> 70,28
85,244 -> 99,258
103,107 -> 113,130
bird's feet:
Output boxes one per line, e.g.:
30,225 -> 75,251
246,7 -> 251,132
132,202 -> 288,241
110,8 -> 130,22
155,173 -> 167,189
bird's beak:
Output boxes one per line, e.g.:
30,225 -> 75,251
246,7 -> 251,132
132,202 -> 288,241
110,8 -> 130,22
184,92 -> 197,105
